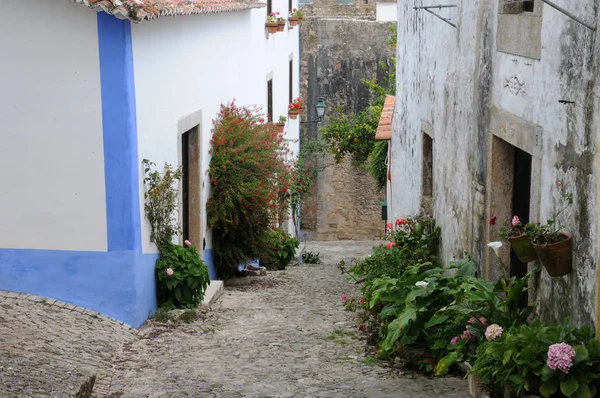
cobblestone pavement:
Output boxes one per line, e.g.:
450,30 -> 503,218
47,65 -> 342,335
0,291 -> 137,397
107,240 -> 470,397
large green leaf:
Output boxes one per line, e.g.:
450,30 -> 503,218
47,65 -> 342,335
434,352 -> 460,376
571,383 -> 592,398
424,313 -> 449,329
561,377 -> 580,397
397,306 -> 418,329
381,320 -> 402,352
539,380 -> 559,397
574,344 -> 589,364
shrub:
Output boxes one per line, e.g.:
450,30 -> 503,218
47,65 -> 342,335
156,242 -> 210,309
207,102 -> 292,277
302,251 -> 323,264
142,160 -> 209,309
258,228 -> 299,270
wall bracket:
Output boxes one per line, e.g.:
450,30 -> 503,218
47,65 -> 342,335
414,5 -> 458,29
540,0 -> 596,31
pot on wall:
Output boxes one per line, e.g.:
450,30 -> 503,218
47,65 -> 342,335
288,109 -> 299,119
508,235 -> 538,263
288,17 -> 298,26
275,122 -> 285,133
266,22 -> 278,34
277,21 -> 286,31
533,233 -> 573,277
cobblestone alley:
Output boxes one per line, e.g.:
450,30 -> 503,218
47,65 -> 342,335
2,241 -> 469,397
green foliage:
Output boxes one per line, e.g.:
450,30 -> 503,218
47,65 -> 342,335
470,320 -> 600,397
207,102 -> 292,276
525,184 -> 573,245
155,242 -> 210,309
142,159 -> 183,252
369,140 -> 388,192
302,251 -> 323,264
258,228 -> 299,270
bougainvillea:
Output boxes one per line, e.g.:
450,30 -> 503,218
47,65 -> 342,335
207,102 -> 294,276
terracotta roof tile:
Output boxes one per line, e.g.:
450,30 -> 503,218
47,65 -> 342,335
375,95 -> 395,141
71,0 -> 265,22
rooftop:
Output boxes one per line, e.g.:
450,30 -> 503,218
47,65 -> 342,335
375,95 -> 395,141
71,0 -> 265,22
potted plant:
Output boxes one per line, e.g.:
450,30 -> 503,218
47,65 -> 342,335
275,115 -> 287,133
525,189 -> 573,277
288,8 -> 300,26
288,97 -> 304,119
266,13 -> 279,34
294,8 -> 304,25
275,12 -> 286,31
498,215 -> 538,263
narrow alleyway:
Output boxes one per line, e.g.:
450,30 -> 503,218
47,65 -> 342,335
106,241 -> 469,397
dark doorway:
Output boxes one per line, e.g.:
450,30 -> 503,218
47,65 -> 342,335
511,147 -> 532,306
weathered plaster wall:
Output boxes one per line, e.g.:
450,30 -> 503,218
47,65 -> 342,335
393,0 -> 600,325
300,15 -> 394,240
0,0 -> 107,251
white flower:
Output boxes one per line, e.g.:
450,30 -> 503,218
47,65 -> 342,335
415,281 -> 428,288
487,241 -> 503,257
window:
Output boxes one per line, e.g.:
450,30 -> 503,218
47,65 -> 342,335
267,78 -> 273,122
288,0 -> 292,14
422,133 -> 433,197
181,126 -> 200,244
502,0 -> 534,14
267,0 -> 272,16
289,59 -> 293,106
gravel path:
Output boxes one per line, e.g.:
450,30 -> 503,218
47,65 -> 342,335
108,240 -> 470,397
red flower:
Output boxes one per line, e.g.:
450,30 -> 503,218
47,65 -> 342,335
359,324 -> 366,332
395,218 -> 407,226
386,223 -> 392,229
489,216 -> 497,226
386,242 -> 396,249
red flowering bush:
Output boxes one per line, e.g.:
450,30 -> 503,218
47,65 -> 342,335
207,102 -> 293,277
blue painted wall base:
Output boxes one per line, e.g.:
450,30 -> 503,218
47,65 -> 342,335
0,249 -> 158,327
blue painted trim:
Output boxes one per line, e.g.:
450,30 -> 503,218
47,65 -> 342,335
203,249 -> 217,280
97,13 -> 141,252
0,249 -> 158,327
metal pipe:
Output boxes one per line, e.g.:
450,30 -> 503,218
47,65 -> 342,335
423,8 -> 457,28
413,5 -> 458,9
540,0 -> 596,31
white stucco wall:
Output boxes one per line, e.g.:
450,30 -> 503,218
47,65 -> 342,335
132,4 -> 300,254
0,0 -> 107,251
393,0 -> 600,324
376,2 -> 397,22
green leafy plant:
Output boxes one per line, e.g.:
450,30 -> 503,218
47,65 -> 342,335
155,242 -> 210,309
525,184 -> 573,246
258,228 -> 299,270
369,140 -> 388,192
142,159 -> 183,252
302,251 -> 323,264
470,320 -> 600,397
277,115 -> 287,124
142,160 -> 209,309
207,102 -> 292,277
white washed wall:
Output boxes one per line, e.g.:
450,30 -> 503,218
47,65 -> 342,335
132,4 -> 300,253
376,3 -> 397,22
0,0 -> 106,251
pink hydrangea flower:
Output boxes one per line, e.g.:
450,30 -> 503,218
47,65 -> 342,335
184,240 -> 192,247
547,343 -> 576,373
341,295 -> 347,303
479,317 -> 488,325
166,268 -> 174,276
512,216 -> 520,226
450,336 -> 459,345
485,324 -> 503,341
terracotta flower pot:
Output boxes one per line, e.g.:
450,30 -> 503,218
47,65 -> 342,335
266,22 -> 278,34
288,110 -> 299,120
533,232 -> 573,277
297,16 -> 303,25
288,17 -> 298,26
277,21 -> 286,31
275,122 -> 285,133
508,234 -> 538,263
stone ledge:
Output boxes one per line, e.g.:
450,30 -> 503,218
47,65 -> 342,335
201,280 -> 224,306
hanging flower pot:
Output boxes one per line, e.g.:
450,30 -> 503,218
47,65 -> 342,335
508,234 -> 538,263
533,233 -> 573,277
275,122 -> 285,133
266,22 -> 278,34
288,109 -> 299,120
288,17 -> 298,27
277,21 -> 286,32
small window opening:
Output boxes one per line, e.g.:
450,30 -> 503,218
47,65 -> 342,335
422,133 -> 433,197
289,60 -> 293,106
267,79 -> 273,122
523,0 -> 534,12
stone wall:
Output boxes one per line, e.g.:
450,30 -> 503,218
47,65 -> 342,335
392,1 -> 600,326
299,12 -> 394,240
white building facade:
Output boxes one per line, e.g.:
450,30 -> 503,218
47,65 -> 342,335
392,1 -> 600,325
0,0 -> 300,327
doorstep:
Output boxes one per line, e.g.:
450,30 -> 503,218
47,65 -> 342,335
201,280 -> 224,306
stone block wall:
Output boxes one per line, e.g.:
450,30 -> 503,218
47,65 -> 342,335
299,14 -> 394,240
